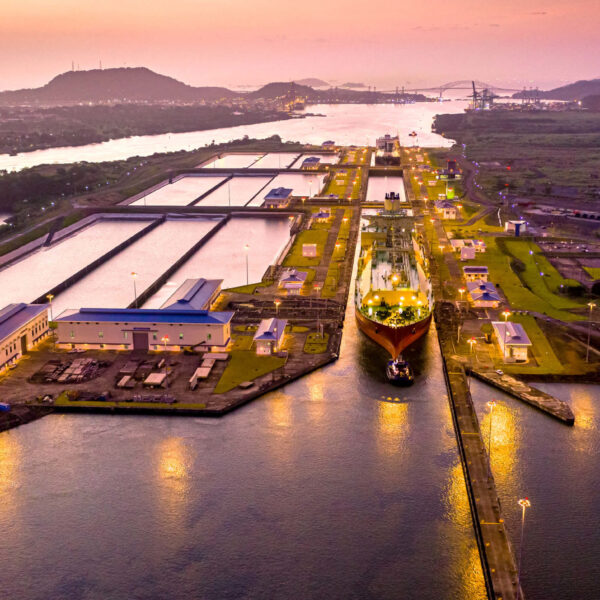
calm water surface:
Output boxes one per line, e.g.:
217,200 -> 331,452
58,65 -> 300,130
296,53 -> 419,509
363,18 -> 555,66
472,380 -> 600,600
0,102 -> 468,172
0,289 -> 487,599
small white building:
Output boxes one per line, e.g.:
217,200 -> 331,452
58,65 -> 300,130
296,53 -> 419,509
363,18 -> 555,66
434,200 -> 460,220
505,220 -> 527,236
279,269 -> 307,294
467,281 -> 501,308
253,318 -> 287,355
55,308 -> 234,352
0,303 -> 49,371
463,266 -> 489,282
450,239 -> 487,253
492,321 -> 532,363
302,243 -> 318,258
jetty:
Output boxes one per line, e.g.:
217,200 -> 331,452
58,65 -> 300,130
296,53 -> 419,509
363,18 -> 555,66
471,370 -> 575,425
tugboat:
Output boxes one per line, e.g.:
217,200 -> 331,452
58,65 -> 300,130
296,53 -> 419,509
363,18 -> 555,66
386,356 -> 414,385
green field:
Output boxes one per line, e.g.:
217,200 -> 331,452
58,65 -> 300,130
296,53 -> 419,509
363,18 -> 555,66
584,266 -> 600,280
303,332 -> 330,354
475,237 -> 584,320
214,350 -> 285,394
283,229 -> 328,267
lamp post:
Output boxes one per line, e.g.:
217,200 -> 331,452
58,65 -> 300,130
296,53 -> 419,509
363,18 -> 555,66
516,497 -> 531,600
46,293 -> 54,321
486,400 -> 497,479
468,337 -> 476,354
161,335 -> 169,389
458,287 -> 465,302
244,244 -> 250,285
501,310 -> 511,362
586,302 -> 596,363
131,272 -> 138,308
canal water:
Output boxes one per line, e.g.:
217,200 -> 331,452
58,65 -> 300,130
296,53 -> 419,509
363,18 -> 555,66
0,101 -> 469,172
200,153 -> 264,169
366,176 -> 407,203
249,152 -> 300,169
130,175 -> 227,207
143,216 -> 293,307
0,219 -> 149,308
0,281 -> 488,600
471,380 -> 600,600
198,175 -> 274,207
51,218 -> 218,316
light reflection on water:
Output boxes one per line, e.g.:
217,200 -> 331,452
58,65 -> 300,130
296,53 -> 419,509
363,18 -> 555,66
472,380 -> 600,599
0,284 -> 488,599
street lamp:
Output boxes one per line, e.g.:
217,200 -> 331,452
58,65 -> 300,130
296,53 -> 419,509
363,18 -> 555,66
131,272 -> 138,308
161,335 -> 169,389
46,293 -> 54,321
244,244 -> 250,285
586,302 -> 596,363
468,337 -> 476,354
274,298 -> 281,317
516,497 -> 531,600
501,310 -> 511,362
458,287 -> 465,302
486,400 -> 497,479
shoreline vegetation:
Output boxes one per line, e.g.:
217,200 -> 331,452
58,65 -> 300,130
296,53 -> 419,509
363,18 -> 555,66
0,105 -> 296,156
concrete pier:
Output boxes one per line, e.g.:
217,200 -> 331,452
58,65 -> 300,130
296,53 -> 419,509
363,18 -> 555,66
470,370 -> 575,425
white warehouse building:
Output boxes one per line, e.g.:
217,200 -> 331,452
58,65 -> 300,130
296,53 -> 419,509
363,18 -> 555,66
55,308 -> 234,352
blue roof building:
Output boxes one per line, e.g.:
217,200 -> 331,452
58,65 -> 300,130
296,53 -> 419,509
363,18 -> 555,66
55,307 -> 234,351
263,187 -> 293,208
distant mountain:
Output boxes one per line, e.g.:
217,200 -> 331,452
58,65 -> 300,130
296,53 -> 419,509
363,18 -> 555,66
0,67 -> 237,105
248,82 -> 316,99
341,82 -> 367,89
512,78 -> 600,101
295,78 -> 330,87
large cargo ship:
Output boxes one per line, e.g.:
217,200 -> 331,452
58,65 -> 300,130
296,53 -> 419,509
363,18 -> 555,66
355,192 -> 432,376
375,134 -> 401,166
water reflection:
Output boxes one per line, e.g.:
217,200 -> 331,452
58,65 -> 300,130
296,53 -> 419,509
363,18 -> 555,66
481,401 -> 519,486
376,400 -> 408,456
0,433 -> 21,518
156,436 -> 190,526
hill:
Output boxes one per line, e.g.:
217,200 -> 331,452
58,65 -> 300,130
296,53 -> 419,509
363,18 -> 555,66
295,78 -> 330,87
0,67 -> 237,105
513,79 -> 600,101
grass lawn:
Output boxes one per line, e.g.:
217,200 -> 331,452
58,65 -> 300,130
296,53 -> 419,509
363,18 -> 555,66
225,282 -> 261,294
584,266 -> 600,280
54,392 -> 207,410
503,239 -> 586,310
476,238 -> 584,321
232,335 -> 254,351
214,350 -> 285,393
303,332 -> 330,354
283,229 -> 328,267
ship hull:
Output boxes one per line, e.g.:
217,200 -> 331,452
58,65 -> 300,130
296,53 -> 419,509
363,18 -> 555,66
355,307 -> 432,359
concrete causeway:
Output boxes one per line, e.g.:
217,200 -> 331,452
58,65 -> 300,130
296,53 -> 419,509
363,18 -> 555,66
470,370 -> 575,425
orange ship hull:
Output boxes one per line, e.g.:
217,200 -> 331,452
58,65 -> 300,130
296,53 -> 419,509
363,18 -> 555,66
355,307 -> 432,359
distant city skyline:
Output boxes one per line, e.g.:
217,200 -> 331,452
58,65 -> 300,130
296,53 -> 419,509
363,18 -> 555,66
1,0 -> 598,92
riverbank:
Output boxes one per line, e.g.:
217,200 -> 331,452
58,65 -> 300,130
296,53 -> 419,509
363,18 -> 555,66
0,105 -> 296,155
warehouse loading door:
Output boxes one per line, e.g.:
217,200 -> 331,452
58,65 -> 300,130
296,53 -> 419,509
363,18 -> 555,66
132,331 -> 149,351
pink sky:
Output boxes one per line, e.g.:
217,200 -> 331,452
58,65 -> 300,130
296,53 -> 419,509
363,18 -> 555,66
1,0 -> 598,91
